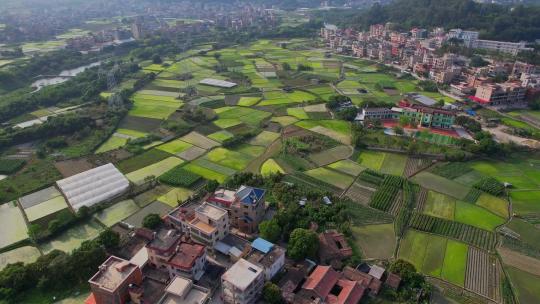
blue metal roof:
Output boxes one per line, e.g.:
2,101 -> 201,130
236,186 -> 266,205
252,237 -> 274,254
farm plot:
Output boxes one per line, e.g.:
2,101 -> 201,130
250,131 -> 280,147
117,149 -> 172,173
465,247 -> 502,302
124,201 -> 173,228
304,167 -> 355,189
260,159 -> 285,177
454,201 -> 506,231
469,157 -> 540,190
271,116 -> 298,126
343,200 -> 394,226
183,163 -> 228,183
475,193 -> 509,218
177,146 -> 207,161
129,94 -> 182,120
412,172 -> 470,200
126,157 -> 184,184
40,220 -> 103,254
369,175 -> 405,212
504,266 -> 540,304
409,212 -> 497,250
259,90 -> 318,106
156,140 -> 193,155
159,166 -> 202,187
351,224 -> 396,260
379,153 -> 408,176
509,190 -> 540,215
423,191 -> 455,220
203,148 -> 255,171
345,181 -> 376,205
181,132 -> 220,150
216,106 -> 272,126
357,150 -> 386,171
94,199 -> 140,227
208,130 -> 235,143
403,157 -> 432,178
0,159 -> 25,174
431,162 -> 472,180
237,97 -> 261,106
118,115 -> 163,133
399,230 -> 468,287
309,145 -> 353,167
95,135 -> 127,154
157,187 -> 194,207
0,202 -> 29,248
287,107 -> 309,119
24,196 -> 68,223
441,240 -> 468,287
18,186 -> 61,209
0,246 -> 40,270
327,159 -> 365,177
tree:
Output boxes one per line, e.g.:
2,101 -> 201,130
437,99 -> 445,107
205,180 -> 220,193
98,229 -> 120,249
259,219 -> 282,243
337,107 -> 358,121
143,214 -> 163,230
399,116 -> 411,127
470,55 -> 488,67
262,282 -> 283,304
152,54 -> 162,64
282,62 -> 291,71
287,228 -> 319,260
213,53 -> 222,60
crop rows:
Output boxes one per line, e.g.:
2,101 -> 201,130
395,182 -> 418,236
285,173 -> 341,194
369,185 -> 400,212
431,162 -> 472,179
409,213 -> 497,250
159,166 -> 202,187
465,247 -> 501,302
345,182 -> 375,206
358,169 -> 385,186
463,188 -> 482,203
369,175 -> 405,212
416,187 -> 428,211
403,157 -> 432,177
0,159 -> 26,175
473,177 -> 505,196
343,200 -> 394,225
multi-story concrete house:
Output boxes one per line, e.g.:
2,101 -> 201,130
222,259 -> 265,304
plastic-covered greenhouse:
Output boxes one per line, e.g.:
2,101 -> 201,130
56,163 -> 130,211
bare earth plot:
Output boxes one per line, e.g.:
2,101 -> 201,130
345,182 -> 376,205
499,247 -> 540,276
181,131 -> 220,149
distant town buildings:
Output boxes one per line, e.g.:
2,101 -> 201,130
321,23 -> 538,107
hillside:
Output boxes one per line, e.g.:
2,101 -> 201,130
318,0 -> 540,42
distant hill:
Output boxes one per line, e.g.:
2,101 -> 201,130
317,0 -> 540,42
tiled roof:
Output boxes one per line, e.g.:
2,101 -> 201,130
302,266 -> 340,299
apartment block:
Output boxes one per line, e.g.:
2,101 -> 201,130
474,82 -> 526,105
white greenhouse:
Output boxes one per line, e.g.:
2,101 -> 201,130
56,163 -> 130,211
